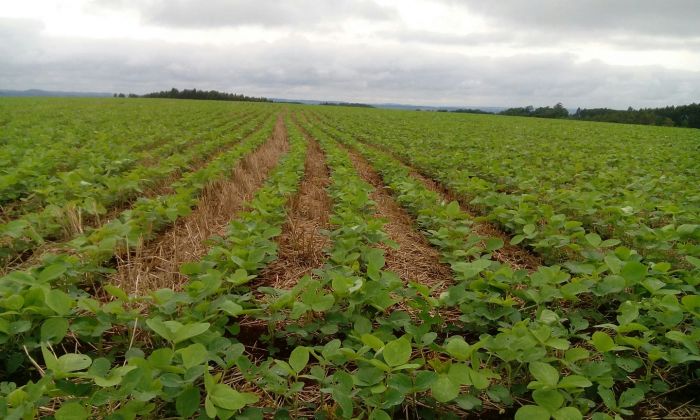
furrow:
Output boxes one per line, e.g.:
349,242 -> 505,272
111,116 -> 290,294
342,144 -> 454,292
255,131 -> 331,290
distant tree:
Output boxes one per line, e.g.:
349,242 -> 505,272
569,103 -> 700,128
140,87 -> 271,102
117,93 -> 126,98
552,102 -> 569,118
320,102 -> 374,108
500,103 -> 567,119
452,108 -> 493,114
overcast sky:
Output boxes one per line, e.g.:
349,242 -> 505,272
1,0 -> 699,108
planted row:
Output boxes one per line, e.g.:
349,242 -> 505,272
0,114 -> 307,418
312,108 -> 700,268
309,113 -> 700,419
0,114 -> 278,362
0,110 -> 273,266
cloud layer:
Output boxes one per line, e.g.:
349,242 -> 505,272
1,1 -> 699,108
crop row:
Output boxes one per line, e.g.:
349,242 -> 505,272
311,108 -> 700,268
0,113 -> 278,362
0,100 -> 260,207
0,113 -> 306,418
0,110 -> 273,267
300,113 -> 700,419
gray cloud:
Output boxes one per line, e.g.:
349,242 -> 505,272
89,0 -> 396,28
2,17 -> 699,108
455,0 -> 700,38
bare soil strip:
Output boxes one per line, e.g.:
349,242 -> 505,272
111,115 -> 289,294
343,146 -> 454,292
255,127 -> 332,290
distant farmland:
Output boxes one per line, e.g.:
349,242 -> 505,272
1,97 -> 698,419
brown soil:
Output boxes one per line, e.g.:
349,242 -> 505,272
110,115 -> 289,294
343,145 -> 455,293
255,127 -> 332,290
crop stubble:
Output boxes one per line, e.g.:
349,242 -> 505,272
255,128 -> 332,290
111,115 -> 289,294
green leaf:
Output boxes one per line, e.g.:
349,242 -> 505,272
448,363 -> 472,386
469,368 -> 490,390
452,259 -> 491,279
557,375 -> 592,389
445,337 -> 471,360
228,268 -> 252,285
620,261 -> 646,283
615,357 -> 643,373
604,255 -> 623,274
515,405 -> 550,420
553,406 -> 583,420
103,284 -> 128,300
533,389 -> 564,412
585,233 -> 602,247
45,289 -> 74,316
218,300 -> 244,316
55,401 -> 89,420
176,386 -> 200,418
332,388 -> 354,418
148,347 -> 174,368
146,318 -> 175,342
485,238 -> 504,251
618,387 -> 644,408
529,361 -> 559,387
178,343 -> 208,369
445,201 -> 460,217
147,319 -> 210,344
431,374 -> 460,402
591,331 -> 615,353
598,386 -> 617,410
57,353 -> 92,373
209,383 -> 259,411
173,322 -> 210,343
686,255 -> 700,269
597,276 -> 625,295
289,346 -> 309,374
41,317 -> 69,343
383,337 -> 412,367
455,394 -> 482,410
361,334 -> 384,351
369,409 -> 391,420
39,264 -> 66,283
365,248 -> 385,280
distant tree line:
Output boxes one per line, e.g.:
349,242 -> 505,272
497,102 -> 700,128
320,102 -> 374,108
571,104 -> 700,128
451,108 -> 495,115
114,88 -> 271,102
499,103 -> 570,119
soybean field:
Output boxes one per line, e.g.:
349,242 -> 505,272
0,98 -> 699,419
